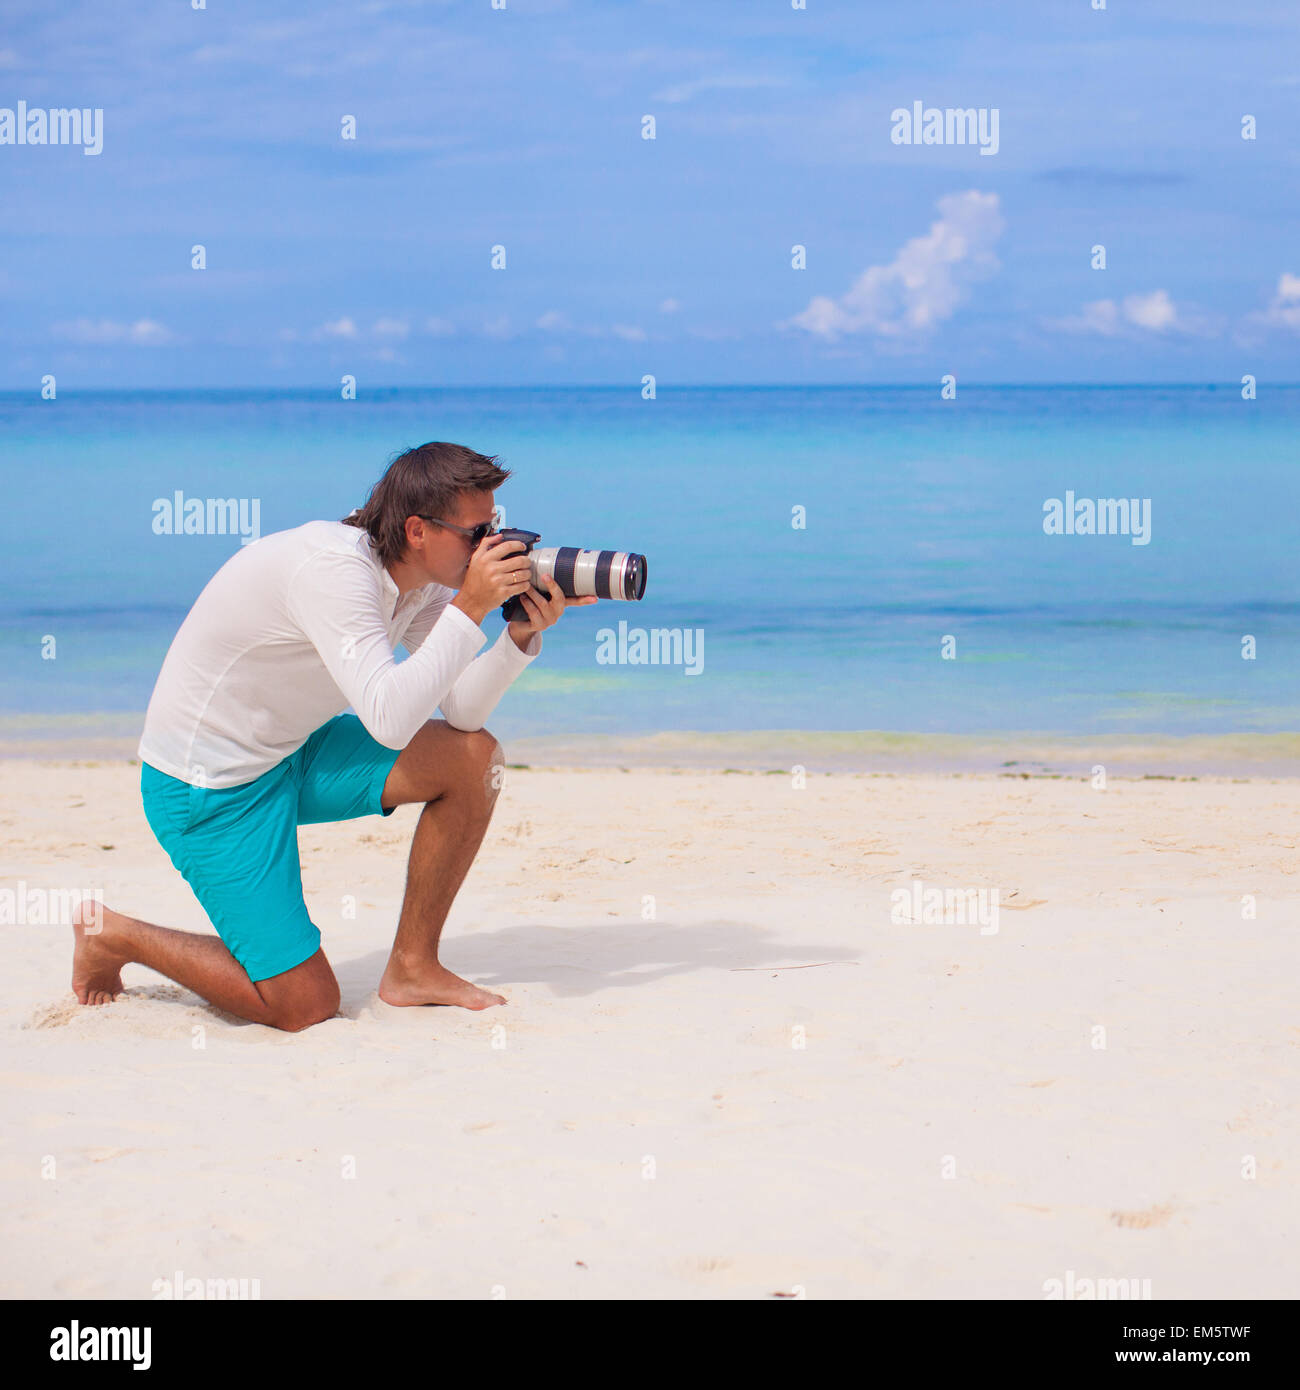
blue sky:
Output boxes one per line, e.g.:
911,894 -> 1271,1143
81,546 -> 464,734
2,0 -> 1299,387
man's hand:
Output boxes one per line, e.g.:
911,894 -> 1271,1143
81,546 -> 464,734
507,573 -> 597,650
450,535 -> 534,626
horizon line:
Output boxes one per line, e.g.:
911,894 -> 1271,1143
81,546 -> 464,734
2,381 -> 1295,395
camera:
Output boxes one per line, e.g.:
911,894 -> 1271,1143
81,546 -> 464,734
495,528 -> 648,622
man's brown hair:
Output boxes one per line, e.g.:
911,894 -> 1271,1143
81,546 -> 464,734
342,441 -> 510,566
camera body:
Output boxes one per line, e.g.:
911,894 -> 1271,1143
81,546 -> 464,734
496,527 -> 648,623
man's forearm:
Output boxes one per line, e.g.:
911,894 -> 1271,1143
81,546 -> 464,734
439,622 -> 540,729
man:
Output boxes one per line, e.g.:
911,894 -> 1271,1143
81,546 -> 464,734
71,441 -> 594,1030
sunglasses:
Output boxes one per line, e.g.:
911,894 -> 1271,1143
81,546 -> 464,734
419,515 -> 497,548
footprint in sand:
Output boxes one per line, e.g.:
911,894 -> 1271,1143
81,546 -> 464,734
24,999 -> 81,1029
1111,1204 -> 1174,1229
674,1255 -> 733,1278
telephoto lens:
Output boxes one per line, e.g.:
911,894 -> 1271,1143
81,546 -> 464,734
497,529 -> 648,621
529,546 -> 648,602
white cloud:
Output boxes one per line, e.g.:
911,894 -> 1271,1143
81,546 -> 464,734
282,315 -> 457,344
481,314 -> 514,340
282,316 -> 401,344
786,190 -> 1004,341
659,298 -> 681,313
0,49 -> 19,69
1251,272 -> 1300,330
536,310 -> 645,341
52,318 -> 174,346
1074,300 -> 1121,335
1122,289 -> 1177,331
1051,290 -> 1184,336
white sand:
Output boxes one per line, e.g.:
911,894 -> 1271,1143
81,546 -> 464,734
2,756 -> 1297,1299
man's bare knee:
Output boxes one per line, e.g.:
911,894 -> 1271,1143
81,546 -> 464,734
460,725 -> 503,765
274,1008 -> 335,1034
455,726 -> 505,800
384,721 -> 506,808
258,952 -> 339,1032
269,983 -> 340,1033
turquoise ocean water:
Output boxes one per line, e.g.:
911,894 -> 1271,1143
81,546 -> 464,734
1,386 -> 1296,745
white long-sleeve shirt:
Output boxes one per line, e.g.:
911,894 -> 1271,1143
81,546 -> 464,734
138,520 -> 540,788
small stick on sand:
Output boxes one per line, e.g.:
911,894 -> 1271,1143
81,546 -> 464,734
729,962 -> 859,972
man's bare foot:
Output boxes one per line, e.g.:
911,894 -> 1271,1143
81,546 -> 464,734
378,958 -> 506,1011
71,901 -> 130,1005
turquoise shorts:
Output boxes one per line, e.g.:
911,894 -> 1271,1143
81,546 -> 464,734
140,714 -> 404,983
